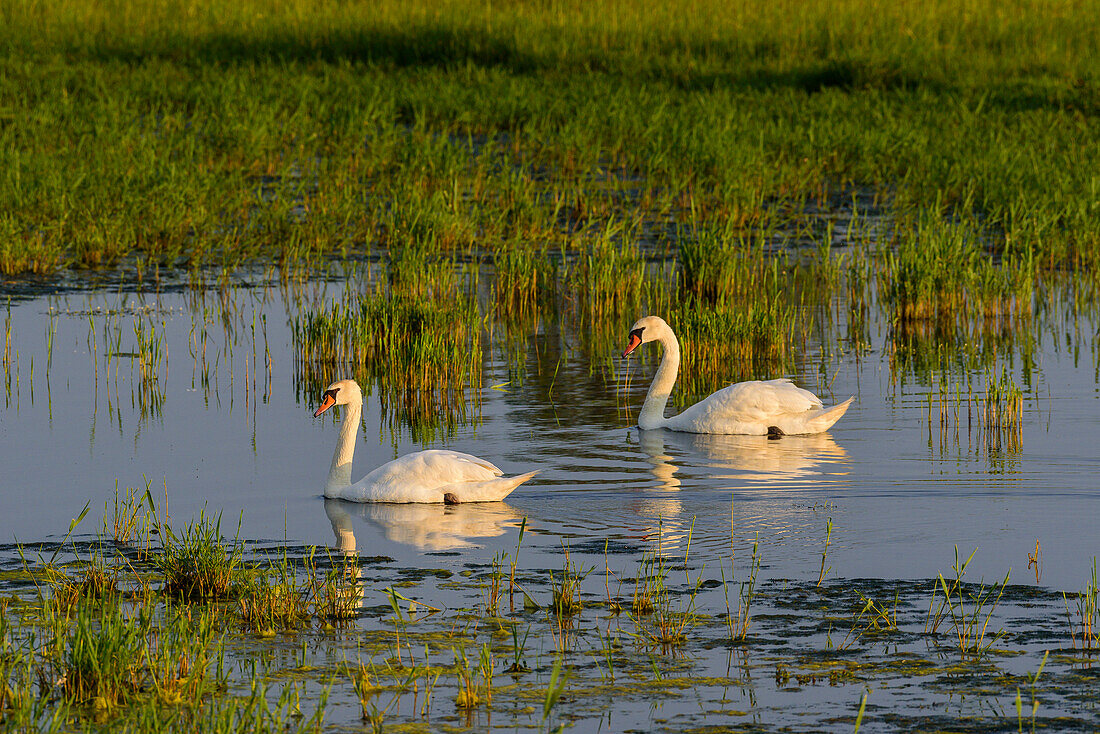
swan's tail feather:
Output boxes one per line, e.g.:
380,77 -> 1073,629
807,397 -> 853,433
444,470 -> 540,503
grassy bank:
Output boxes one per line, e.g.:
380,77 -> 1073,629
1,0 -> 1097,275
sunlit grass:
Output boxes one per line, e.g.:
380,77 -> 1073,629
0,0 -> 1096,277
5,501 -> 1100,731
155,510 -> 247,601
293,288 -> 482,437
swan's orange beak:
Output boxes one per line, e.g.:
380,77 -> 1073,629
622,332 -> 642,358
314,391 -> 337,417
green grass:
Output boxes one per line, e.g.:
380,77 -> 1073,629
293,289 -> 483,436
60,603 -> 149,707
2,0 -> 1094,422
6,503 -> 1100,732
0,0 -> 1096,276
155,510 -> 247,601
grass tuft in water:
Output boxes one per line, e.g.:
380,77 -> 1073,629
155,510 -> 246,601
104,481 -> 154,549
926,546 -> 1008,654
1064,558 -> 1099,651
48,553 -> 120,617
723,537 -> 761,643
550,547 -> 588,619
238,560 -> 311,634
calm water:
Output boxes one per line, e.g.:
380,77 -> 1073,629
2,273 -> 1099,730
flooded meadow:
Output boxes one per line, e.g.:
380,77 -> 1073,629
3,0 -> 1100,730
2,236 -> 1100,731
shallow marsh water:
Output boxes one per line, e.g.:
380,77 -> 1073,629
2,271 -> 1100,731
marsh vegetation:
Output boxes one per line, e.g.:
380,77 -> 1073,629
2,0 -> 1100,730
3,503 -> 1099,732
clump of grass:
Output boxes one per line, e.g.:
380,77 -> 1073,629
1064,559 -> 1099,650
294,290 -> 482,435
880,215 -> 1033,330
104,481 -> 154,548
453,647 -> 481,709
492,243 -> 556,322
566,221 -> 645,327
979,367 -> 1023,451
309,553 -> 363,626
926,546 -> 1008,654
629,521 -> 705,651
48,598 -> 222,711
723,537 -> 761,643
666,295 -> 795,400
483,553 -> 505,617
630,551 -> 664,616
545,547 -> 590,654
48,553 -> 120,617
680,226 -> 782,306
238,564 -> 311,634
839,590 -> 901,650
294,291 -> 481,389
145,608 -> 222,706
132,314 -> 168,416
507,625 -> 531,674
58,603 -> 146,708
155,511 -> 246,601
924,367 -> 1023,453
550,548 -> 587,618
386,237 -> 460,300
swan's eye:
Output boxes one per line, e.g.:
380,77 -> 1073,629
629,327 -> 644,339
323,388 -> 339,399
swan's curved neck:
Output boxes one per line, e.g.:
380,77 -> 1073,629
326,396 -> 362,495
639,330 -> 680,430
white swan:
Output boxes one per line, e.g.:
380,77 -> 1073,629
622,316 -> 853,436
314,379 -> 538,503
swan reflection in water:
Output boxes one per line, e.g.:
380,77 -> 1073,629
324,497 -> 522,553
632,429 -> 850,550
638,429 -> 849,492
321,498 -> 521,615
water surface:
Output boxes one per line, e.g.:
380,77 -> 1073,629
2,274 -> 1099,730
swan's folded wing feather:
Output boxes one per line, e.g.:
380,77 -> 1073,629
757,379 -> 823,411
671,379 -> 824,431
423,450 -> 504,479
713,380 -> 821,417
355,449 -> 503,498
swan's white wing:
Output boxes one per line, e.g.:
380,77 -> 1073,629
361,449 -> 502,486
727,379 -> 823,413
345,450 -> 503,502
670,379 -> 824,434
